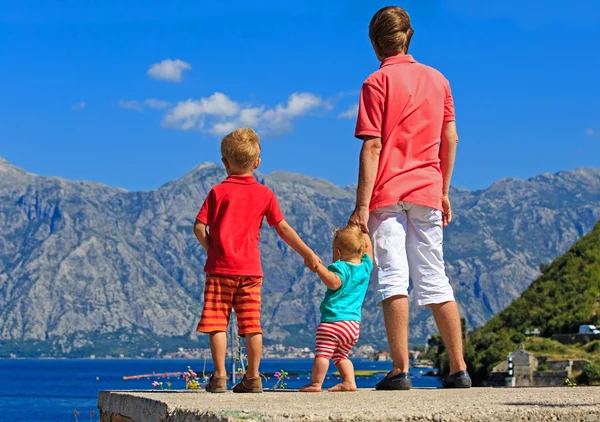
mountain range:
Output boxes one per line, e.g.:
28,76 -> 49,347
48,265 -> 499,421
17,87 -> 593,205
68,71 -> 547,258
1,156 -> 600,356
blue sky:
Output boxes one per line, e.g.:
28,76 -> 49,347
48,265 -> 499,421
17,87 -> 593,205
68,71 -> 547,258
1,0 -> 599,192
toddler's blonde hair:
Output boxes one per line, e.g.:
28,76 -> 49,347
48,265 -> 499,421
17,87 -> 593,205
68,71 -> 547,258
221,127 -> 261,171
333,225 -> 366,260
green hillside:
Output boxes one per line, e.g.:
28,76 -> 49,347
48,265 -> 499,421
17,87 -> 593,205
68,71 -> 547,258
453,221 -> 600,385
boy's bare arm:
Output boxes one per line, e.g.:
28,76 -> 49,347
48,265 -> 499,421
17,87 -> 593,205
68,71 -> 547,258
349,136 -> 382,233
314,263 -> 342,290
439,121 -> 458,227
274,220 -> 320,269
193,221 -> 210,251
364,233 -> 373,261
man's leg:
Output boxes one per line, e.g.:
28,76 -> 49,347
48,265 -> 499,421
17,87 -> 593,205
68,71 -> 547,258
368,204 -> 411,378
382,295 -> 410,375
244,333 -> 262,378
405,204 -> 467,375
209,331 -> 228,377
431,301 -> 466,373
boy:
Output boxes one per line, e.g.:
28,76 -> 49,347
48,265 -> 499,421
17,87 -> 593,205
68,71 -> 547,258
193,127 -> 320,393
348,6 -> 471,389
300,225 -> 373,393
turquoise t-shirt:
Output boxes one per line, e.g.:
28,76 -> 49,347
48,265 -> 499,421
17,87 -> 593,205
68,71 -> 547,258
319,254 -> 373,323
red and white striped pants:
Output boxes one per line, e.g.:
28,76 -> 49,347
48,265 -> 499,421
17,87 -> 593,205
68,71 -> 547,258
314,321 -> 360,364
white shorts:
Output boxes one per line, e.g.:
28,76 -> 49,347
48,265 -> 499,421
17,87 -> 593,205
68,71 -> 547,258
368,202 -> 455,307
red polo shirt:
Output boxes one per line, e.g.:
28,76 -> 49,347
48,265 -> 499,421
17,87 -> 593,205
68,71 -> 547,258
355,54 -> 455,212
196,174 -> 284,277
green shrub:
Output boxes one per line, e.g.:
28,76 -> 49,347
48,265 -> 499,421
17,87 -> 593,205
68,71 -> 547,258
576,364 -> 600,385
584,340 -> 600,354
536,365 -> 548,372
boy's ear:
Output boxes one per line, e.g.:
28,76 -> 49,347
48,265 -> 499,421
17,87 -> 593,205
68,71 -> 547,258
253,157 -> 261,170
221,157 -> 229,169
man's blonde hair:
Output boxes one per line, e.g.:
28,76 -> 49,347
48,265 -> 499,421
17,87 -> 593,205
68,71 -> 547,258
369,6 -> 414,59
221,127 -> 261,171
333,225 -> 366,259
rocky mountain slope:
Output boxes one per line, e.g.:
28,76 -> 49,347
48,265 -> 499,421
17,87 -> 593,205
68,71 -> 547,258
1,157 -> 600,356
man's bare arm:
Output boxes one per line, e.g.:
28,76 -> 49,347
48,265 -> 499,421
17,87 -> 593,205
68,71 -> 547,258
439,121 -> 458,227
193,221 -> 210,251
440,121 -> 458,196
349,136 -> 382,233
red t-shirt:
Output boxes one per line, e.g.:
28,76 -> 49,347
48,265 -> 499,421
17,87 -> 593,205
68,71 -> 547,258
355,54 -> 455,212
196,175 -> 284,277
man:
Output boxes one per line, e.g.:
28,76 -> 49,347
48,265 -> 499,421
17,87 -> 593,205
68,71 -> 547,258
349,5 -> 471,390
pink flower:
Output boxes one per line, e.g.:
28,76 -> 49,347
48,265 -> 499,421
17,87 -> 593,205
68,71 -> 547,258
152,381 -> 160,388
182,373 -> 189,379
190,372 -> 197,378
274,371 -> 281,378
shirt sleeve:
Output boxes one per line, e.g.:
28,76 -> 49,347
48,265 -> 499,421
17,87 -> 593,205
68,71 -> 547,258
327,261 -> 351,291
443,80 -> 456,122
265,191 -> 285,227
195,190 -> 215,225
355,81 -> 385,140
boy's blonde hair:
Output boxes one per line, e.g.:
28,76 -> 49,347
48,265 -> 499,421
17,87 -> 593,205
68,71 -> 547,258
369,6 -> 414,59
221,127 -> 261,171
333,225 -> 366,259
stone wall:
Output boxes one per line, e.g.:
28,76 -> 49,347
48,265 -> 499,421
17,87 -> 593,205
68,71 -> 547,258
551,333 -> 600,345
532,371 -> 569,387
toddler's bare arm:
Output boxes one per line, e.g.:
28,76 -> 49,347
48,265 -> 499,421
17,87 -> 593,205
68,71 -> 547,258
313,263 -> 342,290
193,221 -> 210,251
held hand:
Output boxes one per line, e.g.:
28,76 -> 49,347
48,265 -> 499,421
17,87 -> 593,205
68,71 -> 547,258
442,195 -> 452,227
348,206 -> 370,234
304,253 -> 322,272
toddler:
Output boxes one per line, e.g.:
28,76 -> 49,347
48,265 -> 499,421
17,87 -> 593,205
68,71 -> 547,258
300,225 -> 373,392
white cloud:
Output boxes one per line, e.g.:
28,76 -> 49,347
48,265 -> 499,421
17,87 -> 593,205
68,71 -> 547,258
147,59 -> 192,83
71,101 -> 86,111
163,92 -> 323,137
144,99 -> 169,109
338,103 -> 359,119
587,128 -> 595,136
118,99 -> 143,112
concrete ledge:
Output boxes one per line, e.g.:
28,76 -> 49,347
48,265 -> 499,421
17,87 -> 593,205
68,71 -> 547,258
98,387 -> 600,422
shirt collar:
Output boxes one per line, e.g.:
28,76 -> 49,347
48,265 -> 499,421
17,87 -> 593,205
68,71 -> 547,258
380,54 -> 417,68
224,174 -> 257,185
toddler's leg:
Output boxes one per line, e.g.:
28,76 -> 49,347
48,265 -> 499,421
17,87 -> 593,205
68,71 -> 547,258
244,333 -> 262,378
300,357 -> 329,392
209,331 -> 227,377
328,358 -> 357,392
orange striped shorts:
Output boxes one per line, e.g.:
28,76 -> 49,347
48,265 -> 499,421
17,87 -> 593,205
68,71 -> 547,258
197,274 -> 262,336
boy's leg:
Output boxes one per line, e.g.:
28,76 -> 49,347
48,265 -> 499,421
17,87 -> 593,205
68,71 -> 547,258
369,205 -> 411,377
232,276 -> 264,392
244,333 -> 262,379
300,358 -> 329,392
405,204 -> 467,375
197,274 -> 235,385
209,331 -> 228,377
